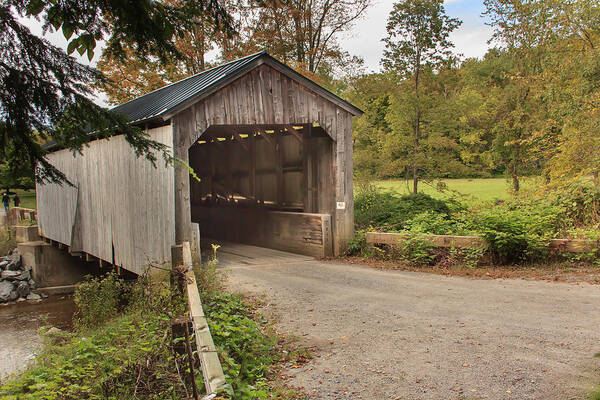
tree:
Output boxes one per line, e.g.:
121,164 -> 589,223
484,0 -> 600,190
96,0 -> 221,105
0,0 -> 233,184
222,0 -> 370,76
381,0 -> 461,193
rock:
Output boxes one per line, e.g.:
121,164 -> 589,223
45,327 -> 62,335
28,279 -> 37,290
40,292 -> 48,298
8,289 -> 18,302
0,260 -> 9,269
26,292 -> 41,301
15,271 -> 30,281
6,261 -> 21,271
0,281 -> 14,302
1,270 -> 20,280
16,281 -> 30,298
6,252 -> 21,270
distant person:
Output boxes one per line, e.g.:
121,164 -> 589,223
2,192 -> 9,212
13,194 -> 20,208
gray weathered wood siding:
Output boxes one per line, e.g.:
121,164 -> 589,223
173,63 -> 354,255
36,125 -> 174,274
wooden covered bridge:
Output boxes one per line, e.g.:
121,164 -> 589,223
36,51 -> 363,275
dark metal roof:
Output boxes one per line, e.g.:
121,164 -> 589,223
112,51 -> 266,124
111,51 -> 363,124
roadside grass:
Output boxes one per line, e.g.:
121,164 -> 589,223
343,255 -> 600,284
375,177 -> 541,204
592,388 -> 600,400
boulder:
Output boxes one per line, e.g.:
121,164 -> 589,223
14,271 -> 30,281
0,281 -> 14,302
6,261 -> 21,271
16,281 -> 30,298
26,292 -> 41,301
28,279 -> 37,290
0,260 -> 9,269
1,270 -> 20,280
6,252 -> 21,270
8,289 -> 18,302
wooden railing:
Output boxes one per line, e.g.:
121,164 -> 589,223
366,232 -> 598,253
171,242 -> 226,397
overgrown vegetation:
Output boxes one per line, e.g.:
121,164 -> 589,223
350,180 -> 600,267
0,253 -> 305,399
0,229 -> 16,257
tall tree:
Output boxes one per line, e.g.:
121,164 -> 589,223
223,0 -> 370,75
97,0 -> 221,105
381,0 -> 461,193
0,0 -> 232,184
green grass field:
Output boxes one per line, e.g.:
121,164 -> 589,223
374,177 -> 541,203
3,189 -> 37,209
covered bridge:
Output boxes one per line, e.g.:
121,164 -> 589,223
36,51 -> 363,275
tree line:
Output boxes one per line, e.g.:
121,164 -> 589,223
348,0 -> 600,193
1,0 -> 599,194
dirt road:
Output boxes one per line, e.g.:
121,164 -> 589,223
222,244 -> 600,400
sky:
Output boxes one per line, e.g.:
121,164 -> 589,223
340,0 -> 494,72
20,0 -> 493,103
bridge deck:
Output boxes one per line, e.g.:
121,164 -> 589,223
204,241 -> 314,268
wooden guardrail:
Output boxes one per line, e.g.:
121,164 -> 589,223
172,242 -> 226,396
365,232 -> 598,253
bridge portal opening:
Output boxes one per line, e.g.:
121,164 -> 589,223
188,124 -> 335,257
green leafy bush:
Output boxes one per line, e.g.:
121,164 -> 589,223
74,273 -> 125,328
399,234 -> 436,266
402,211 -> 467,235
449,246 -> 485,269
474,208 -> 550,264
546,183 -> 600,229
354,183 -> 451,230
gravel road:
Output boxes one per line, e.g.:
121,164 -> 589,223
224,249 -> 600,400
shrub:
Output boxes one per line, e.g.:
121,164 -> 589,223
74,273 -> 125,328
354,183 -> 451,230
474,208 -> 550,264
547,183 -> 600,228
449,246 -> 485,269
402,211 -> 466,235
194,243 -> 227,299
399,234 -> 436,266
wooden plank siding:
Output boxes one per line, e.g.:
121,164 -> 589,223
36,125 -> 175,275
173,63 -> 354,255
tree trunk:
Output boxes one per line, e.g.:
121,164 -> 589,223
594,170 -> 599,187
412,59 -> 421,195
512,170 -> 520,193
413,109 -> 420,195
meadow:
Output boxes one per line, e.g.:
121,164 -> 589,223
374,177 -> 541,204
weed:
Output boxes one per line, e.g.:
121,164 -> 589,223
0,228 -> 16,256
73,273 -> 124,328
449,247 -> 485,269
399,234 -> 436,266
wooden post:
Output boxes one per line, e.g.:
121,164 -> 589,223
173,111 -> 193,245
249,132 -> 256,203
